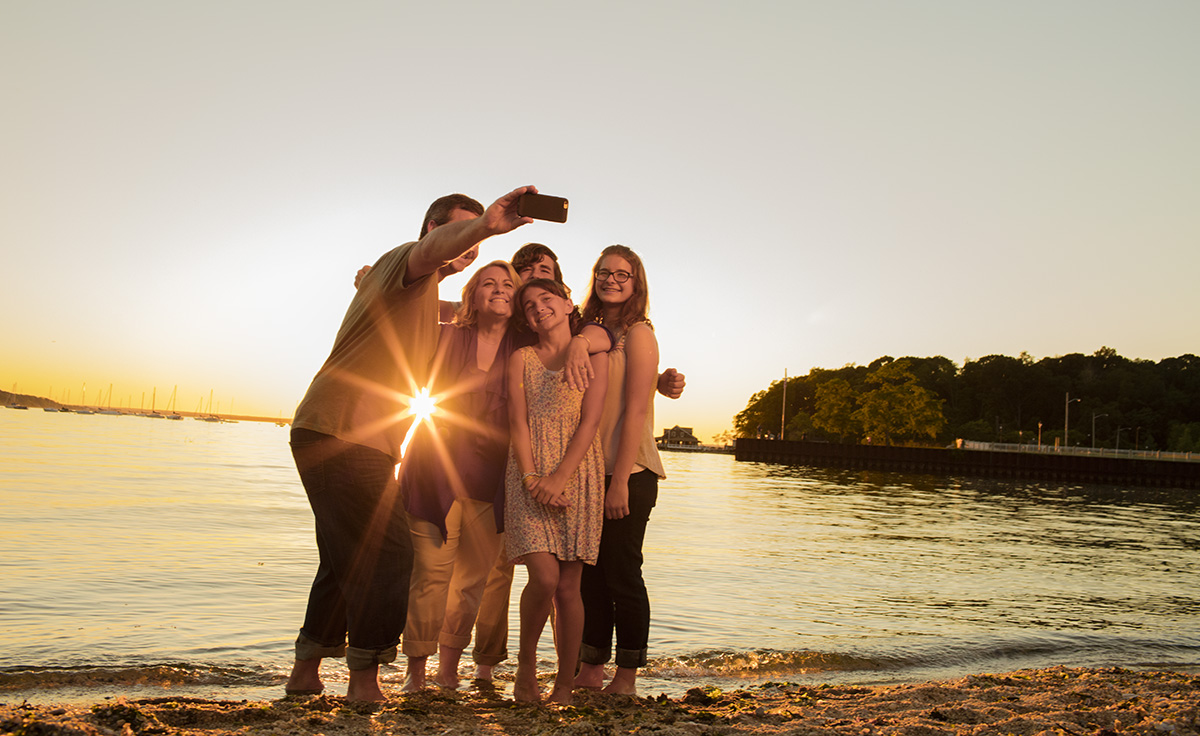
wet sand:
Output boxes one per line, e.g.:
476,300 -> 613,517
3,667 -> 1198,735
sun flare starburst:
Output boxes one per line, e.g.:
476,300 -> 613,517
407,386 -> 438,422
399,387 -> 439,460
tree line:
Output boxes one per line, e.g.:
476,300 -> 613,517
734,347 -> 1200,452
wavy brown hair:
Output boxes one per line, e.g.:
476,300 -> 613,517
510,242 -> 564,283
514,277 -> 581,337
579,245 -> 650,333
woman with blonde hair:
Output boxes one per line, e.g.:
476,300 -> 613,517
574,245 -> 666,696
398,260 -> 521,691
398,258 -> 614,691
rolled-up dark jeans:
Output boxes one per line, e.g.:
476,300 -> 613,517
580,468 -> 658,669
290,428 -> 413,670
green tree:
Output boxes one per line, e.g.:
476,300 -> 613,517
852,360 -> 945,445
784,411 -> 815,440
1168,422 -> 1200,453
733,349 -> 1200,452
812,377 -> 860,441
734,388 -> 773,437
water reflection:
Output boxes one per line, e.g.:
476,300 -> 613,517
1,410 -> 1198,695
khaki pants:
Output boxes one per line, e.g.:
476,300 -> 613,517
402,499 -> 503,657
471,544 -> 515,665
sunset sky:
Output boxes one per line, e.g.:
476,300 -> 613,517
3,1 -> 1198,443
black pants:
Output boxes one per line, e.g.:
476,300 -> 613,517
290,428 -> 413,670
579,469 -> 658,668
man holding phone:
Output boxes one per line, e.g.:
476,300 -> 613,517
285,186 -> 537,702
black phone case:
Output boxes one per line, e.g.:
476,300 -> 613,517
518,194 -> 569,223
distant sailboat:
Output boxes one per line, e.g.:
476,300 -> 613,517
146,387 -> 165,418
165,385 -> 183,420
73,383 -> 94,413
195,389 -> 223,422
98,383 -> 121,415
6,383 -> 28,409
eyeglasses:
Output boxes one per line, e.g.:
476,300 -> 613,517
594,269 -> 632,284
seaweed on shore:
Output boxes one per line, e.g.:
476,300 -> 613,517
1,667 -> 1198,736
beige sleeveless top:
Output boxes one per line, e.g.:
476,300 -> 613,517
597,323 -> 666,479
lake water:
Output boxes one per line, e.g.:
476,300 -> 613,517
2,408 -> 1198,703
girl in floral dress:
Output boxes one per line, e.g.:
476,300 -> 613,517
504,278 -> 607,704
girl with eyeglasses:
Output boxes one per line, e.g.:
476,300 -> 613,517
574,245 -> 666,697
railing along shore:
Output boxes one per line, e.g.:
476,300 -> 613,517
959,440 -> 1196,463
735,438 -> 1200,489
656,443 -> 734,454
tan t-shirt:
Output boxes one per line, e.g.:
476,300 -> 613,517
292,241 -> 440,459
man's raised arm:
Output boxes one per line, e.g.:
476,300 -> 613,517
405,185 -> 536,285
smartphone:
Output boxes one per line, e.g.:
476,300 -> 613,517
517,193 -> 569,223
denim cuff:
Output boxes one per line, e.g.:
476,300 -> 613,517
579,641 -> 610,666
346,644 -> 398,671
615,646 -> 648,669
295,632 -> 346,661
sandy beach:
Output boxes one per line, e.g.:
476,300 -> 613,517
3,667 -> 1197,736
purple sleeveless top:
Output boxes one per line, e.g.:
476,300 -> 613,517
401,323 -> 516,540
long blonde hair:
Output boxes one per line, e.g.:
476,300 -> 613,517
579,245 -> 651,334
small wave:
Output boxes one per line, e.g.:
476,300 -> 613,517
642,636 -> 1200,682
646,649 -> 899,679
0,663 -> 277,692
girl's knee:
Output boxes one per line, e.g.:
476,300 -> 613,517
555,563 -> 583,598
523,558 -> 560,592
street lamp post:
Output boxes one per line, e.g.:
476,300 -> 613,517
1038,421 -> 1043,449
780,368 -> 787,440
1092,412 -> 1107,449
1115,427 -> 1129,451
1064,393 -> 1081,449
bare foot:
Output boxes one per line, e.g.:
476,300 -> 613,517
513,666 -> 541,703
346,682 -> 387,702
602,667 -> 637,696
434,645 -> 462,690
548,683 -> 574,705
346,667 -> 387,703
574,662 -> 605,690
401,656 -> 427,693
473,664 -> 494,682
285,658 -> 324,695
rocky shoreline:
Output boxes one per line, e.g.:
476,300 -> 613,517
3,667 -> 1198,736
